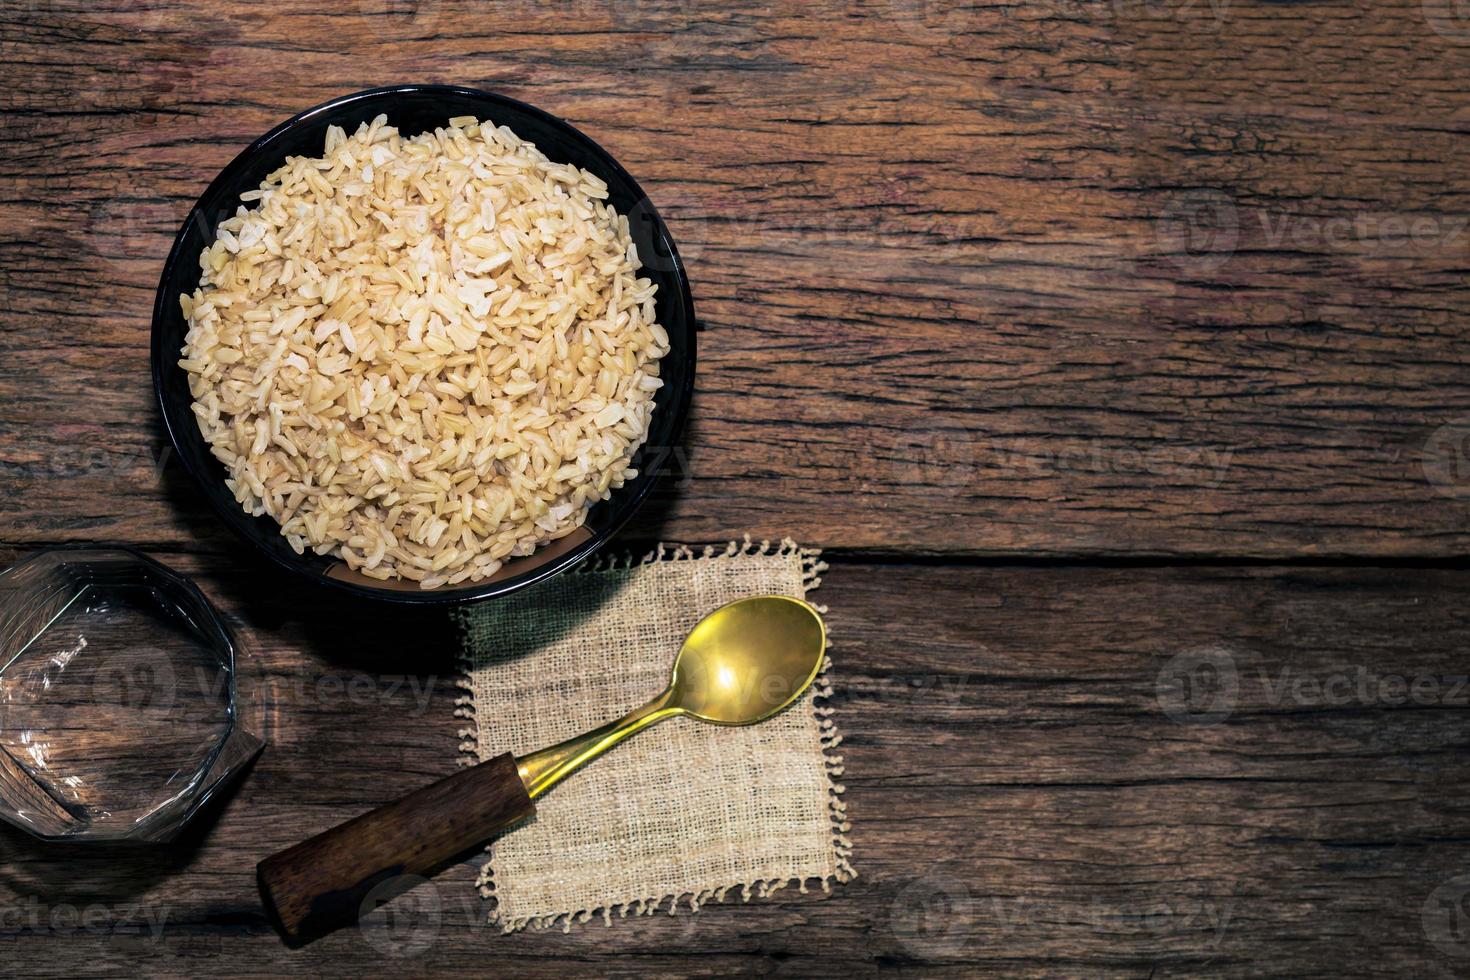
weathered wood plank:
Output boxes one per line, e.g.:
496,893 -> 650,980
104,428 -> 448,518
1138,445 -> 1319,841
0,557 -> 1466,976
2,0 -> 1468,557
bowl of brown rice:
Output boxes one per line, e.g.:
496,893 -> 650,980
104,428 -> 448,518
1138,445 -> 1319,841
151,85 -> 696,603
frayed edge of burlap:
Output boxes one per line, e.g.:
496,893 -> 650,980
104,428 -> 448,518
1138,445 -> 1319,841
450,536 -> 856,934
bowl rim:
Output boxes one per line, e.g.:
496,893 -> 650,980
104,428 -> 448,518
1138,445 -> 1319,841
150,84 -> 696,606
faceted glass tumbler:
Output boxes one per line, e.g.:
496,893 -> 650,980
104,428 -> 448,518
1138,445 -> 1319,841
0,548 -> 263,842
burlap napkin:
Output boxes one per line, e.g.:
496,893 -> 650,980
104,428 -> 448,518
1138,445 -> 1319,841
452,538 -> 855,932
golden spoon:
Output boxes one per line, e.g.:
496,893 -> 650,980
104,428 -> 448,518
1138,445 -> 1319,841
258,595 -> 827,944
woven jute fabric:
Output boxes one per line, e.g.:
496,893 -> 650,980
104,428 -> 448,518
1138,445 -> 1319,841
453,538 -> 855,932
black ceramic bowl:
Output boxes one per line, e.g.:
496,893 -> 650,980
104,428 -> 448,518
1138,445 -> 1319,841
151,85 -> 695,605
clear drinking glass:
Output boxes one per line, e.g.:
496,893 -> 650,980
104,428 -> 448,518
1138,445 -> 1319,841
0,548 -> 263,841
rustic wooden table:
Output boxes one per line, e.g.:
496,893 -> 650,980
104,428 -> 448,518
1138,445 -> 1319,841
4,0 -> 1470,975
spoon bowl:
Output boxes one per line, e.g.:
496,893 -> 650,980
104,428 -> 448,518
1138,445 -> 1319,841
516,595 -> 827,797
671,596 -> 827,724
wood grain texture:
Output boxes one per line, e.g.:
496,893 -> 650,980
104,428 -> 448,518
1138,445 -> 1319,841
257,752 -> 533,944
1,0 -> 1468,557
2,0 -> 1469,976
0,556 -> 1465,976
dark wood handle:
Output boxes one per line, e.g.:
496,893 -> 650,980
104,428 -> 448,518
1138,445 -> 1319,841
257,752 -> 534,944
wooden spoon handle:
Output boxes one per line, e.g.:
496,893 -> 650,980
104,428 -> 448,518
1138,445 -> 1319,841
257,752 -> 533,944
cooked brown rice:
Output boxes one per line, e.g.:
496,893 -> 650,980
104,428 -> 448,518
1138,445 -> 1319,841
179,114 -> 667,588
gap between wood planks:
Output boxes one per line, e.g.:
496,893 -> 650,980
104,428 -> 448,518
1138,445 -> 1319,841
4,539 -> 1468,572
